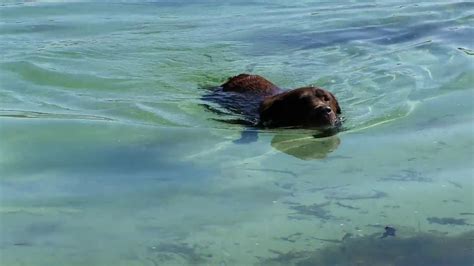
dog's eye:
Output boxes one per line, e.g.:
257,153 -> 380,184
300,95 -> 312,102
323,96 -> 330,102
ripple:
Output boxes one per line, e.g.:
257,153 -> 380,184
0,110 -> 114,122
344,101 -> 417,133
458,47 -> 474,55
1,0 -> 472,132
0,61 -> 127,90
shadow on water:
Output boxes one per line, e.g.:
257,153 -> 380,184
260,230 -> 474,266
271,134 -> 340,160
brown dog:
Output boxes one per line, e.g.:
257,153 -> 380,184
220,74 -> 341,128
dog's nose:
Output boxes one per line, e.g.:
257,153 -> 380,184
322,106 -> 332,114
316,106 -> 333,114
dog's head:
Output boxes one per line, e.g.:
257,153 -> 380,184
259,87 -> 341,128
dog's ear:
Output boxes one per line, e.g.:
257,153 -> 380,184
259,94 -> 286,127
328,92 -> 341,114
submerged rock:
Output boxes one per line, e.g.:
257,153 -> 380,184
260,230 -> 474,266
380,226 -> 396,238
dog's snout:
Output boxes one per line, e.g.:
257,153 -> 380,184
315,106 -> 332,114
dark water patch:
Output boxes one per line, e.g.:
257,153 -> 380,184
335,202 -> 360,210
13,242 -> 32,246
339,167 -> 364,174
135,225 -> 166,235
460,213 -> 474,216
147,242 -> 210,265
274,182 -> 295,190
265,249 -> 309,266
289,202 -> 333,220
427,217 -> 469,226
260,231 -> 474,266
306,184 -> 349,193
245,168 -> 298,178
366,224 -> 385,229
0,123 -> 216,208
325,155 -> 352,160
311,237 -> 342,244
383,205 -> 401,209
278,232 -> 303,243
27,222 -> 61,235
448,181 -> 463,189
325,190 -> 387,200
379,169 -> 432,182
3,221 -> 62,248
442,199 -> 463,204
287,215 -> 309,221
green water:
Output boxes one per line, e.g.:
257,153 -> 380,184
1,1 -> 473,265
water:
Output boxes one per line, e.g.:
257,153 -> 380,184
1,1 -> 473,265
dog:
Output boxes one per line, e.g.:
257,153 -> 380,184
218,73 -> 341,129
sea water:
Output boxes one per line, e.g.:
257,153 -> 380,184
1,1 -> 473,265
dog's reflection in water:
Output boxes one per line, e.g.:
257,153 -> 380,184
231,129 -> 341,160
270,133 -> 340,160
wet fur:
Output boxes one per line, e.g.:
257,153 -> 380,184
206,74 -> 341,129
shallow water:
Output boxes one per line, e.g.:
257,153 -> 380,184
1,1 -> 473,265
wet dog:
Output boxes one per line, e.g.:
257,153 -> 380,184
216,73 -> 341,129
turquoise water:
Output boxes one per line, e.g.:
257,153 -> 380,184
1,1 -> 473,265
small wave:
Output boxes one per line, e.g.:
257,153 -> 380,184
0,110 -> 114,122
342,100 -> 417,134
458,47 -> 474,55
0,61 -> 126,91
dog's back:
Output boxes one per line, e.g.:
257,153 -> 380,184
222,74 -> 280,95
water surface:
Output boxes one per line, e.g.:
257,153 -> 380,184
1,1 -> 473,265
